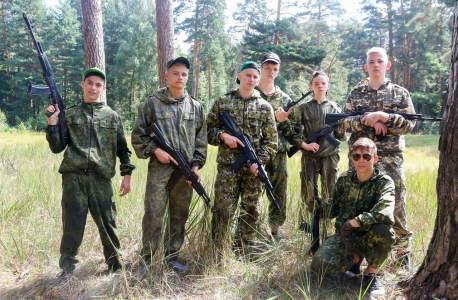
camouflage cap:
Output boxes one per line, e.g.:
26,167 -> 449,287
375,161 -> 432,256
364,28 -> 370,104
166,57 -> 190,70
236,61 -> 261,84
83,67 -> 106,80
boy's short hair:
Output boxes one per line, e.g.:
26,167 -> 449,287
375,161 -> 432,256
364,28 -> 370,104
310,71 -> 329,85
366,47 -> 388,62
352,138 -> 377,155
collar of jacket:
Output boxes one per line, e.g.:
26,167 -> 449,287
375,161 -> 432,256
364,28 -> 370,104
310,98 -> 329,104
255,85 -> 280,97
234,88 -> 261,101
155,87 -> 189,104
81,101 -> 105,110
355,78 -> 391,93
349,168 -> 386,183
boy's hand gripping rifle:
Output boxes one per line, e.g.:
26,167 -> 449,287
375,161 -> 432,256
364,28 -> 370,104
23,13 -> 69,148
144,123 -> 211,208
218,112 -> 281,212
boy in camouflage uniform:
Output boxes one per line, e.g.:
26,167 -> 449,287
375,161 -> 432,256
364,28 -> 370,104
45,68 -> 136,277
337,47 -> 415,263
311,138 -> 395,296
281,71 -> 346,223
131,57 -> 207,274
207,61 -> 278,254
254,52 -> 294,237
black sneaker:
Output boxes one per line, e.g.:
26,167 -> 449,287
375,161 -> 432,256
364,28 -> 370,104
168,260 -> 189,274
138,265 -> 148,279
363,274 -> 385,295
57,266 -> 75,279
109,260 -> 132,273
347,256 -> 364,276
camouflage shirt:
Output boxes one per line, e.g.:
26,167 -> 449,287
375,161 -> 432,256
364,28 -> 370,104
45,101 -> 135,178
131,87 -> 207,169
339,78 -> 416,153
282,98 -> 346,157
255,85 -> 293,153
207,89 -> 278,165
323,168 -> 395,233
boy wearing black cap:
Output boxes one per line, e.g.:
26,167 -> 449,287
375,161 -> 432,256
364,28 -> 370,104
207,62 -> 278,255
45,68 -> 136,277
255,52 -> 294,238
131,57 -> 207,274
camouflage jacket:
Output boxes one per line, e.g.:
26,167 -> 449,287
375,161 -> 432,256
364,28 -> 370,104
282,98 -> 346,157
255,85 -> 293,153
339,78 -> 416,153
323,168 -> 395,233
45,101 -> 135,179
131,87 -> 207,169
207,89 -> 278,165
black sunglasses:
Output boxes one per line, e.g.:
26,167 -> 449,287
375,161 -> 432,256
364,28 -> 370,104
352,153 -> 374,161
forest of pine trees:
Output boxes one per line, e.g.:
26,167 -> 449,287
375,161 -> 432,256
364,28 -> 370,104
0,0 -> 453,132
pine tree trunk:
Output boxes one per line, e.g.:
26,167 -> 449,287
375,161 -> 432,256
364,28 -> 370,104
191,0 -> 199,97
156,0 -> 175,88
274,0 -> 281,45
81,0 -> 106,103
129,68 -> 135,112
208,58 -> 212,102
230,51 -> 244,89
195,41 -> 202,99
317,3 -> 321,47
388,0 -> 395,82
401,2 -> 458,298
2,1 -> 9,81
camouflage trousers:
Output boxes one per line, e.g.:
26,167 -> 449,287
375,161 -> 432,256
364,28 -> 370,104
311,224 -> 395,276
265,152 -> 288,227
300,154 -> 340,219
348,151 -> 412,245
212,163 -> 263,249
142,159 -> 193,263
60,172 -> 120,271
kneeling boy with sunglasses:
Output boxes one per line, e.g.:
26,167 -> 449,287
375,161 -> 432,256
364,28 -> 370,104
311,137 -> 395,296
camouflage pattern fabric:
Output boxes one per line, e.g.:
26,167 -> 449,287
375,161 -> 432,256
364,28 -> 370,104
321,168 -> 395,231
255,85 -> 293,153
207,89 -> 277,249
299,154 -> 340,218
131,87 -> 207,169
212,164 -> 263,248
265,152 -> 288,227
312,168 -> 396,275
131,87 -> 207,263
255,86 -> 292,228
311,224 -> 395,275
59,173 -> 121,271
282,99 -> 346,157
338,78 -> 414,242
141,159 -> 193,263
46,101 -> 135,178
207,89 -> 278,165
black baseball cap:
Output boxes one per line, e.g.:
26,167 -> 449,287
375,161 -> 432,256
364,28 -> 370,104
166,57 -> 190,70
261,52 -> 281,65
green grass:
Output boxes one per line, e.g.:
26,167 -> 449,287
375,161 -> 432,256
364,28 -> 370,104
0,132 -> 440,299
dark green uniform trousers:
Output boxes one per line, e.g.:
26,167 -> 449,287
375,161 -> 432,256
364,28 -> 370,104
311,224 -> 395,276
60,173 -> 120,271
142,159 -> 193,263
265,152 -> 288,227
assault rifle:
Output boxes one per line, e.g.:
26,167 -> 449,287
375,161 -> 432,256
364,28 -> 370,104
218,112 -> 281,212
23,13 -> 69,148
282,90 -> 313,111
288,123 -> 340,158
144,123 -> 211,208
325,111 -> 442,141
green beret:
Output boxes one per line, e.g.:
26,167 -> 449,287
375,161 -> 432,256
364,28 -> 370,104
236,61 -> 261,84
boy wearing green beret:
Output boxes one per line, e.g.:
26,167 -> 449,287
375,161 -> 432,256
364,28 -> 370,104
207,62 -> 278,255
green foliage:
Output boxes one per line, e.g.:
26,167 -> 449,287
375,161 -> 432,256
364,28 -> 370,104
0,109 -> 8,132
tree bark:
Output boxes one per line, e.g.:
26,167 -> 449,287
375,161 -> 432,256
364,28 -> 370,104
388,0 -> 395,82
2,1 -> 9,81
191,0 -> 199,97
230,51 -> 244,89
195,41 -> 202,99
274,0 -> 281,45
81,0 -> 106,103
156,0 -> 175,88
129,68 -> 135,113
401,1 -> 458,298
208,58 -> 212,102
